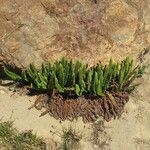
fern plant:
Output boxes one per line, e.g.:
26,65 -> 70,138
4,57 -> 145,96
116,57 -> 145,91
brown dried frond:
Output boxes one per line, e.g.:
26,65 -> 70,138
29,92 -> 129,123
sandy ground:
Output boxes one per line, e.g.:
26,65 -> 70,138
0,53 -> 150,150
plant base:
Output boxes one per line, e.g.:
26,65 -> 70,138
31,92 -> 129,123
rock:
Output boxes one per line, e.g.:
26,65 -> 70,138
0,0 -> 150,68
102,0 -> 137,41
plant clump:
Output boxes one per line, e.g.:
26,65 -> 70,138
4,57 -> 145,96
0,121 -> 45,150
61,127 -> 81,150
3,57 -> 145,122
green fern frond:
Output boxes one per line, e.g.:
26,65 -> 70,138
75,84 -> 81,96
54,74 -> 64,93
4,67 -> 22,81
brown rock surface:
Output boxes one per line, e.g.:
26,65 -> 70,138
0,0 -> 150,68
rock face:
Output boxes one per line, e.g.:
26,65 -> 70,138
0,0 -> 150,68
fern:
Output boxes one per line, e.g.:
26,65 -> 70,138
3,57 -> 145,96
